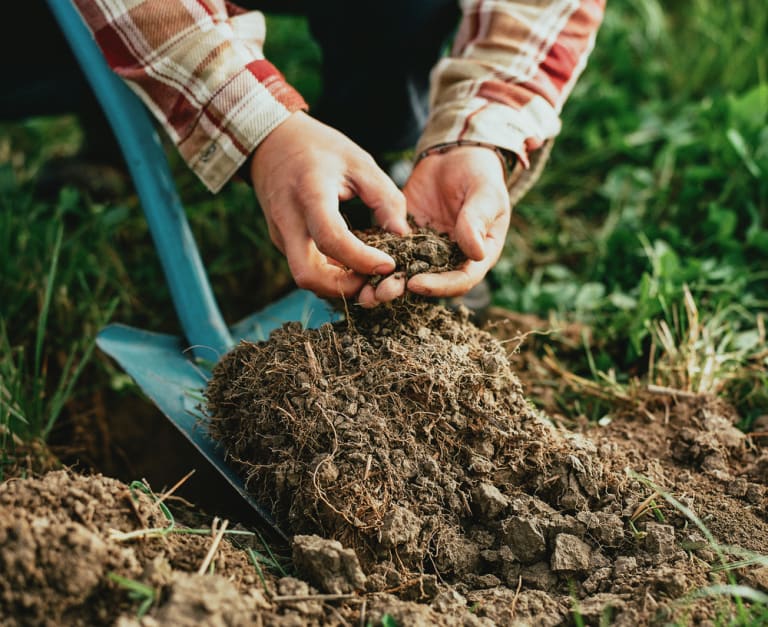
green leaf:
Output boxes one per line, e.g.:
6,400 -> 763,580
726,128 -> 762,178
381,614 -> 399,627
575,283 -> 606,311
608,291 -> 638,310
727,84 -> 768,129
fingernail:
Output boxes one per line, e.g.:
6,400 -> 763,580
381,217 -> 410,236
469,225 -> 486,260
372,263 -> 393,275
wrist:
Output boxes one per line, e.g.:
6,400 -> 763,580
238,111 -> 309,187
415,141 -> 516,178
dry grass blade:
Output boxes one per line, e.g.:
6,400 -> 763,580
542,346 -> 633,405
271,593 -> 358,603
510,575 -> 523,617
156,469 -> 196,506
646,384 -> 702,399
649,285 -> 762,397
198,517 -> 229,575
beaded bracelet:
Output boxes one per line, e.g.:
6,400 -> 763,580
415,140 -> 516,177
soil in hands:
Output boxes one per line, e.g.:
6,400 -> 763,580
353,222 -> 466,286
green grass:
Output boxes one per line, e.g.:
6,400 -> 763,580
494,0 -> 768,425
108,573 -> 156,619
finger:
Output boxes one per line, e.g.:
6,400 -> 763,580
350,155 -> 410,235
297,181 -> 398,276
357,274 -> 406,308
454,187 -> 509,262
284,232 -> 366,298
407,261 -> 489,298
357,284 -> 378,308
374,273 -> 406,303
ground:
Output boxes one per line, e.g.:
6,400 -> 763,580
1,231 -> 766,626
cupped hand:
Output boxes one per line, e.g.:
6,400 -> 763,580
249,111 -> 409,298
358,145 -> 511,307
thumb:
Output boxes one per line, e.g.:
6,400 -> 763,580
454,187 -> 506,262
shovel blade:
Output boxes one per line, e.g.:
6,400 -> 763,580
96,290 -> 339,539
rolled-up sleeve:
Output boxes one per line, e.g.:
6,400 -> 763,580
417,0 -> 605,198
74,0 -> 307,192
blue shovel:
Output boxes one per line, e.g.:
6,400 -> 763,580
47,0 -> 339,540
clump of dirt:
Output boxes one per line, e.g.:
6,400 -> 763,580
292,534 -> 367,594
1,471 -> 140,624
353,223 -> 466,285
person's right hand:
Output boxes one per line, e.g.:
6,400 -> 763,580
248,111 -> 410,298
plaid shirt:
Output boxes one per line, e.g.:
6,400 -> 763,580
75,0 -> 604,195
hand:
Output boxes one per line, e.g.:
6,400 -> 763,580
358,145 -> 510,307
249,111 -> 409,298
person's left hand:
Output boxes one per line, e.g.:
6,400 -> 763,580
358,145 -> 510,307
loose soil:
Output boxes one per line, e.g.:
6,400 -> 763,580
2,232 -> 767,626
354,223 -> 466,286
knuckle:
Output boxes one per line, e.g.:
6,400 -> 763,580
356,149 -> 378,169
293,172 -> 329,203
292,268 -> 343,297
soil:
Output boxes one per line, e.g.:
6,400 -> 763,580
353,223 -> 466,286
2,234 -> 767,626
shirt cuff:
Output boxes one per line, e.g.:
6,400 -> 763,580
176,72 -> 307,193
415,96 -> 560,200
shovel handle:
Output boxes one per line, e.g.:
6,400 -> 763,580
47,0 -> 234,361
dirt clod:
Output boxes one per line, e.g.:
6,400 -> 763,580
550,533 -> 592,572
644,522 -> 677,556
504,516 -> 548,565
117,573 -> 266,627
292,534 -> 367,594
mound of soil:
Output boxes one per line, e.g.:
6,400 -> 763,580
206,301 -> 614,568
204,295 -> 768,624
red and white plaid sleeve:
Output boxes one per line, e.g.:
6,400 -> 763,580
417,0 -> 605,199
74,0 -> 307,193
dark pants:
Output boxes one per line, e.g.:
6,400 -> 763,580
3,1 -> 459,157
